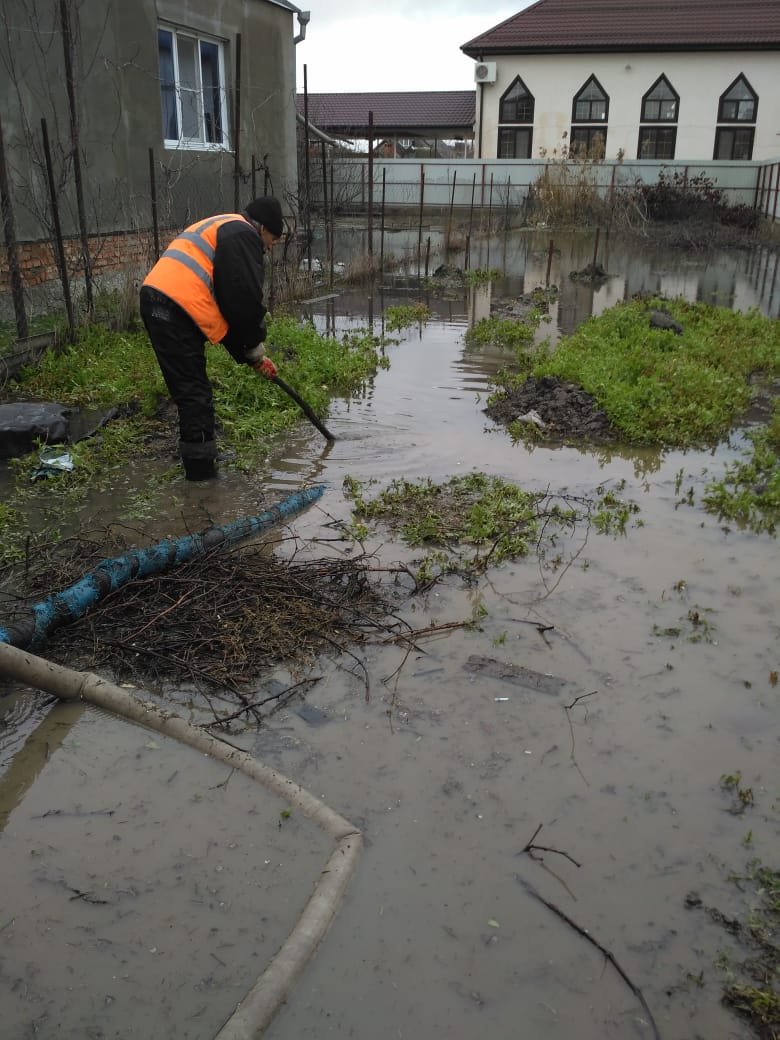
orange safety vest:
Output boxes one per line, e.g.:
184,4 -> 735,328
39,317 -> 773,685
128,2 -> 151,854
143,213 -> 252,343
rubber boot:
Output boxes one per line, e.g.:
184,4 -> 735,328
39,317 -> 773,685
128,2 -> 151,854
180,437 -> 218,481
182,457 -> 217,481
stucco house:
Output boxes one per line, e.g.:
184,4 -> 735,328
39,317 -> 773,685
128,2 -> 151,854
461,0 -> 780,162
0,0 -> 306,296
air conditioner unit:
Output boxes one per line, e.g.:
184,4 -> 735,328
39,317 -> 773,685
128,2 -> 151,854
474,61 -> 497,84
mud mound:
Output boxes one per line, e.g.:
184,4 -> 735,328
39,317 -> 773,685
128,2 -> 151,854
485,375 -> 617,443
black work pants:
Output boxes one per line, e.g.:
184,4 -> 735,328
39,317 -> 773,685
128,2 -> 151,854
140,287 -> 216,461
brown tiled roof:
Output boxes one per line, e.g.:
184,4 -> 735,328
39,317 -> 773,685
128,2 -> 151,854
462,0 -> 780,55
296,92 -> 475,134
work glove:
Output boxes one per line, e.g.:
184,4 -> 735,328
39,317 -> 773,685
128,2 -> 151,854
245,342 -> 265,363
253,356 -> 277,379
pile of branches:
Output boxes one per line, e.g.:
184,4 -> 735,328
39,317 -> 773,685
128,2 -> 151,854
6,538 -> 406,696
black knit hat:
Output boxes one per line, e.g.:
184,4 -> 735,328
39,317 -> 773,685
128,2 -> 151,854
244,196 -> 284,238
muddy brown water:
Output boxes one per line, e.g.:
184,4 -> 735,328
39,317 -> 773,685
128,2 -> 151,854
1,232 -> 779,1039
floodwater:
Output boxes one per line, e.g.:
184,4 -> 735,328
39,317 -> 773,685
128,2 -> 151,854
1,230 -> 779,1039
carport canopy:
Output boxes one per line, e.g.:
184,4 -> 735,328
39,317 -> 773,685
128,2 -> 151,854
296,90 -> 476,157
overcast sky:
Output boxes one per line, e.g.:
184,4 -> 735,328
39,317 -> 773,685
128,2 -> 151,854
294,0 -> 532,93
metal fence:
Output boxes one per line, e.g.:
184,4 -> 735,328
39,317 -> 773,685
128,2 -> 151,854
2,133 -> 779,343
304,156 -> 780,224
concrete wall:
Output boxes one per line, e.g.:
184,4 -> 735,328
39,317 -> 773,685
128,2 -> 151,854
475,50 -> 780,163
324,157 -> 780,221
0,0 -> 299,243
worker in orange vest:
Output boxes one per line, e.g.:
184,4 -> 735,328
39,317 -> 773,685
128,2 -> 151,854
139,196 -> 284,480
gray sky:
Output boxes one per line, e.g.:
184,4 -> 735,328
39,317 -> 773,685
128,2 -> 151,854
294,0 -> 532,93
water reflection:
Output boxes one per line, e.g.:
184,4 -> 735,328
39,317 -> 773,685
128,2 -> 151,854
309,227 -> 779,335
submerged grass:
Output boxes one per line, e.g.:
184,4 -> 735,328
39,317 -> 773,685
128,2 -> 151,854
343,472 -> 639,587
719,859 -> 780,1039
702,407 -> 780,535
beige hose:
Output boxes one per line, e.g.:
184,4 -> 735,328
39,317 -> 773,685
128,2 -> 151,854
0,641 -> 362,1039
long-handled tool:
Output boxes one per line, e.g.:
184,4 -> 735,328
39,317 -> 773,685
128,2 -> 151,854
271,373 -> 336,442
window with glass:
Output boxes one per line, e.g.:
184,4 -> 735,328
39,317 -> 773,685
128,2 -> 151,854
569,76 -> 608,157
569,127 -> 607,159
638,126 -> 677,160
498,127 -> 533,159
572,76 -> 608,123
496,77 -> 534,158
641,76 -> 679,123
637,76 -> 679,158
718,75 -> 758,122
499,78 -> 535,124
714,126 -> 755,160
713,75 -> 757,159
158,26 -> 229,149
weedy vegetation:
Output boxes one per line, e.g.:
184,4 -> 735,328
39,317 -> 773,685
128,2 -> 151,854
718,857 -> 780,1037
0,315 -> 386,563
342,472 -> 639,588
488,297 -> 780,532
383,303 -> 432,331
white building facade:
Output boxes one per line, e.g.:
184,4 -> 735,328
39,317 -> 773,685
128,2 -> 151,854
462,0 -> 780,164
472,52 -> 778,163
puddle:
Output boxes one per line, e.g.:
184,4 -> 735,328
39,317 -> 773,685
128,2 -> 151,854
0,702 -> 331,1039
2,231 -> 779,1038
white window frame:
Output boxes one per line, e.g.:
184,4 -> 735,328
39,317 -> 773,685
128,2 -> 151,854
158,24 -> 230,151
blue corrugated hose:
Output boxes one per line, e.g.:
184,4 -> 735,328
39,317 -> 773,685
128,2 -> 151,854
0,484 -> 325,650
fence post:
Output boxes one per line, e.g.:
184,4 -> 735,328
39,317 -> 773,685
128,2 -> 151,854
41,118 -> 75,340
367,111 -> 374,259
592,227 -> 601,268
417,166 -> 425,276
468,173 -> 476,242
320,140 -> 330,283
380,168 -> 386,273
0,114 -> 28,339
447,170 -> 457,245
302,65 -> 312,271
59,0 -> 93,315
148,148 -> 160,262
233,33 -> 242,211
546,238 -> 554,287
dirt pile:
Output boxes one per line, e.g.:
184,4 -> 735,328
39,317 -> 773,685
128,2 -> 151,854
485,374 -> 617,443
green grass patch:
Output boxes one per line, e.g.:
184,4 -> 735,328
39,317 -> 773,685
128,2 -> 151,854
529,298 -> 780,447
0,315 -> 385,563
702,406 -> 780,535
466,313 -> 546,356
0,314 -> 66,357
343,472 -> 638,586
484,296 -> 780,533
383,304 -> 432,331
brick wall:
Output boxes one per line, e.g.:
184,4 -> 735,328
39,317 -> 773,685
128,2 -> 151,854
0,229 -> 158,291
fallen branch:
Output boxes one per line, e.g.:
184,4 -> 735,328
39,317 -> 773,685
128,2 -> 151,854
522,823 -> 581,868
564,689 -> 598,785
519,878 -> 662,1040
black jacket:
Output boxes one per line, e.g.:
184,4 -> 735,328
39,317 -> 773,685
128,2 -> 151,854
213,216 -> 269,363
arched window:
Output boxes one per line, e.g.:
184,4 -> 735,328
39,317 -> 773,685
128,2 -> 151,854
714,74 -> 757,159
638,75 -> 679,159
570,75 -> 608,158
497,77 -> 534,158
718,74 -> 758,122
499,77 -> 535,123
